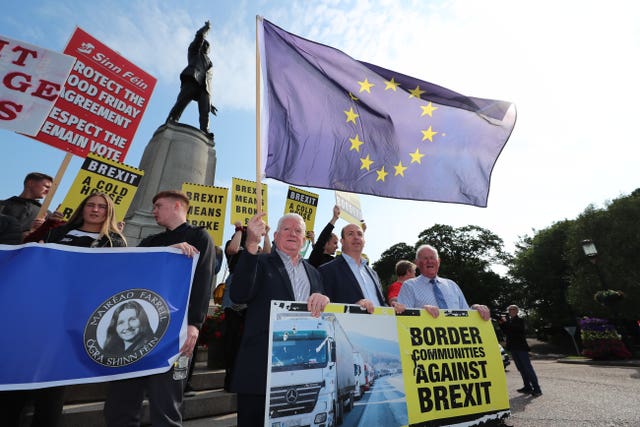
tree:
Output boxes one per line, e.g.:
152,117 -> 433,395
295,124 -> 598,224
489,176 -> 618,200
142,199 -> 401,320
371,242 -> 415,294
508,220 -> 575,334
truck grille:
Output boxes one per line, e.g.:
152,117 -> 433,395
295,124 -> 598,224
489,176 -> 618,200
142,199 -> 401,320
269,382 -> 323,417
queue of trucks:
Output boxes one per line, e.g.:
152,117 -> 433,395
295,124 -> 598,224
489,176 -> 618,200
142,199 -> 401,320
268,312 -> 373,427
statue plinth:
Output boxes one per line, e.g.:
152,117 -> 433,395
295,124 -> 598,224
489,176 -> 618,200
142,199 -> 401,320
124,121 -> 216,245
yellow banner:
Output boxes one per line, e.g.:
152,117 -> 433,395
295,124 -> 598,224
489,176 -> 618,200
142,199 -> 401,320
335,190 -> 362,225
397,309 -> 509,425
59,153 -> 143,222
230,177 -> 268,226
284,186 -> 318,232
267,302 -> 509,427
182,183 -> 228,246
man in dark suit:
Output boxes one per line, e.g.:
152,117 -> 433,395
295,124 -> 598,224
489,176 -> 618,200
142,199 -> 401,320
230,212 -> 329,426
319,223 -> 386,313
166,21 -> 216,136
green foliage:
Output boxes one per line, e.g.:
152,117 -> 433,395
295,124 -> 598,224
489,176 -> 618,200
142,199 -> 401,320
508,220 -> 575,327
371,242 -> 415,292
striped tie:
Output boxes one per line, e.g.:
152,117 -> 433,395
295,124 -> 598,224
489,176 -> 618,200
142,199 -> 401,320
430,279 -> 448,309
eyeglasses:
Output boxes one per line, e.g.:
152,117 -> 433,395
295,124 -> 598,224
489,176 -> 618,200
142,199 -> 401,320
85,203 -> 108,210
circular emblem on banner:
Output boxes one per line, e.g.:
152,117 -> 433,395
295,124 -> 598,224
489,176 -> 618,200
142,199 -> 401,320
83,289 -> 170,367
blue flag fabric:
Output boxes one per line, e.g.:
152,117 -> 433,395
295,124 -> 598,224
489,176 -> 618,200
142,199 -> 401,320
0,244 -> 197,390
260,19 -> 516,207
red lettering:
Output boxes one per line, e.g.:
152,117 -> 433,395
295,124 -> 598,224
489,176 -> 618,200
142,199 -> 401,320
31,80 -> 61,101
3,71 -> 31,92
10,45 -> 38,66
0,100 -> 23,120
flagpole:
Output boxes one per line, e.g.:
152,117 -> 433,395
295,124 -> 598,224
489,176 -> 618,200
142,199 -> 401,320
255,15 -> 263,215
37,152 -> 73,217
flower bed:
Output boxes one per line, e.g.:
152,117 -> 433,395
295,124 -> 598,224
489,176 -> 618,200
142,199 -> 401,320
579,317 -> 631,360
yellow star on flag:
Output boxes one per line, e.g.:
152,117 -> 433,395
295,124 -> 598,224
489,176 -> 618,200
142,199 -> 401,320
349,134 -> 364,152
376,166 -> 388,182
394,161 -> 407,177
348,92 -> 359,101
360,154 -> 374,170
358,78 -> 375,93
344,107 -> 359,124
409,85 -> 425,99
409,148 -> 425,164
420,102 -> 438,117
421,126 -> 438,142
384,77 -> 400,91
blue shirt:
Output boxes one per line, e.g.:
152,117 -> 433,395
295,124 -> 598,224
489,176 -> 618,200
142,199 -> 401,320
342,253 -> 383,306
397,275 -> 469,309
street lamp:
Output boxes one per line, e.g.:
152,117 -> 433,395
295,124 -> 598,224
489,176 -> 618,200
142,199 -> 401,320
581,239 -> 598,261
581,239 -> 606,289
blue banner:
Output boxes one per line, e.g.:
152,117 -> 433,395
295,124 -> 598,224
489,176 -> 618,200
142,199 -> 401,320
0,244 -> 197,390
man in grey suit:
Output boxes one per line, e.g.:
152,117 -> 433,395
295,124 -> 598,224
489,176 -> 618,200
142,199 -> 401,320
230,212 -> 329,426
319,223 -> 386,313
166,21 -> 216,137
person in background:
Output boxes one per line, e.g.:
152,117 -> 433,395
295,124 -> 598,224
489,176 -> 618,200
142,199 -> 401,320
387,260 -> 416,308
0,213 -> 22,244
0,172 -> 52,240
499,305 -> 542,397
396,244 -> 490,320
308,205 -> 340,268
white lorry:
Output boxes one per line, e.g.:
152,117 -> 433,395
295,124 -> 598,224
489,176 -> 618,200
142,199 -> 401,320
269,312 -> 356,426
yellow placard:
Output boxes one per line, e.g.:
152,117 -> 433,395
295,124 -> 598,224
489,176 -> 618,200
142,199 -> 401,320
396,310 -> 509,425
59,153 -> 143,222
335,190 -> 362,225
230,177 -> 268,226
182,183 -> 228,246
284,186 -> 318,233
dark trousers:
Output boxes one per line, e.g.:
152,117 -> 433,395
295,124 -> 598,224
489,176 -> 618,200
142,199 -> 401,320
236,393 -> 266,427
511,350 -> 541,392
167,82 -> 211,132
0,387 -> 65,427
223,308 -> 245,391
104,370 -> 184,427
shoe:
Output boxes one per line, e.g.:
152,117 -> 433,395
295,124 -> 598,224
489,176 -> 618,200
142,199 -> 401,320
184,383 -> 196,397
516,387 -> 532,394
531,390 -> 542,397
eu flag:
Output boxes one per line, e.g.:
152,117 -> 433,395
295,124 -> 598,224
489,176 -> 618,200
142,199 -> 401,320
260,19 -> 516,207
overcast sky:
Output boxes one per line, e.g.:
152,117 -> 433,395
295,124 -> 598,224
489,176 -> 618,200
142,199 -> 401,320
3,0 -> 640,271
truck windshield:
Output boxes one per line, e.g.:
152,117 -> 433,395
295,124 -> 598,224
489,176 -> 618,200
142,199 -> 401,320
272,330 -> 328,372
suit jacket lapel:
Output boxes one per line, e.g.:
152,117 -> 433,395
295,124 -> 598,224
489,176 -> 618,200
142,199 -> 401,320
338,255 -> 365,300
363,264 -> 385,306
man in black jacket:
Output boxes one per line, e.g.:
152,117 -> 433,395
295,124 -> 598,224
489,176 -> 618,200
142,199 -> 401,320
230,212 -> 329,426
319,222 -> 385,313
500,305 -> 542,397
0,172 -> 52,239
104,190 -> 215,426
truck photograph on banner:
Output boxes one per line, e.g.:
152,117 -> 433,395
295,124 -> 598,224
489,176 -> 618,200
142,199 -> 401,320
266,301 -> 510,427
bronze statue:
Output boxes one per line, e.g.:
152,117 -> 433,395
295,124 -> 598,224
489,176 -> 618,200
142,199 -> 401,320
166,21 -> 217,138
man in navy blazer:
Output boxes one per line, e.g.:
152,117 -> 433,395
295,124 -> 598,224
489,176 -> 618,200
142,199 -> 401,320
230,212 -> 329,426
319,223 -> 386,313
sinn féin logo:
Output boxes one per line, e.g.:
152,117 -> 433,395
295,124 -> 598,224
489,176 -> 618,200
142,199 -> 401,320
84,289 -> 170,367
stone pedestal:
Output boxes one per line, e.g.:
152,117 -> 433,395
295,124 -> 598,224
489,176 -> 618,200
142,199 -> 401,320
124,122 -> 216,245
